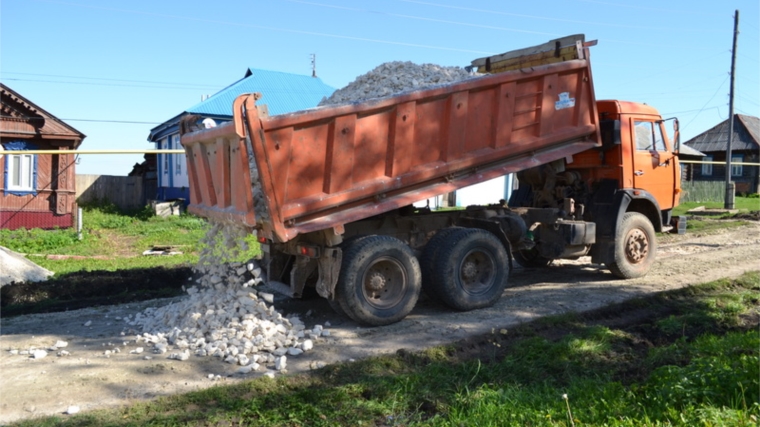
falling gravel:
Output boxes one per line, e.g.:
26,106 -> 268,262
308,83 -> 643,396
124,222 -> 325,374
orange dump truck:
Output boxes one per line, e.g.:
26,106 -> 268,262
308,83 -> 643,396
180,35 -> 682,326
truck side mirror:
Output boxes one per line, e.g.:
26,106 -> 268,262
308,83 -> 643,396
673,119 -> 680,152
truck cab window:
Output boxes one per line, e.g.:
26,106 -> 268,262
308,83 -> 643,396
634,121 -> 666,151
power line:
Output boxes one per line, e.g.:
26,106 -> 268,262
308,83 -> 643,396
1,72 -> 220,89
2,77 -> 221,91
396,0 -> 720,32
60,118 -> 162,124
681,75 -> 730,132
30,0 -> 497,55
576,0 -> 721,16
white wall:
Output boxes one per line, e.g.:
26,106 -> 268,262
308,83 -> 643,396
413,175 -> 514,209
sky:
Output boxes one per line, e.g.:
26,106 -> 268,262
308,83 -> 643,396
1,0 -> 759,176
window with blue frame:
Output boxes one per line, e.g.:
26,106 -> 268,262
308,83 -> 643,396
3,141 -> 38,195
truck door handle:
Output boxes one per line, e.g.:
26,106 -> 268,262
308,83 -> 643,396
635,170 -> 644,176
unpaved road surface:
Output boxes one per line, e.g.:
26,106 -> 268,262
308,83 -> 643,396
2,220 -> 759,424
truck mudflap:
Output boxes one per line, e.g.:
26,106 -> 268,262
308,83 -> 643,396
179,104 -> 256,228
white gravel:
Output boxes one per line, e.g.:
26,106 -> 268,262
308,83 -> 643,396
319,61 -> 480,106
119,222 -> 327,375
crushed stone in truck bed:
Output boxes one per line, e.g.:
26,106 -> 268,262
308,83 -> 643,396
319,61 -> 480,106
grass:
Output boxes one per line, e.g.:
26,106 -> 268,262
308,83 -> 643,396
10,271 -> 759,427
0,201 -> 260,276
672,195 -> 760,217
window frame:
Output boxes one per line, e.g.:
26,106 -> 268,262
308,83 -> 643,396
731,154 -> 743,177
702,155 -> 713,176
163,138 -> 169,175
3,141 -> 38,196
174,134 -> 182,175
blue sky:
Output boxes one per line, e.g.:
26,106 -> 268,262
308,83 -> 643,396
2,0 -> 759,175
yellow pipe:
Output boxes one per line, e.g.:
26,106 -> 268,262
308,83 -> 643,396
679,159 -> 760,166
2,151 -> 757,166
0,149 -> 186,155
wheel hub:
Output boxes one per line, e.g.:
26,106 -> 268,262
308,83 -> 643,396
624,229 -> 649,264
461,261 -> 478,281
366,272 -> 386,291
459,250 -> 495,294
361,257 -> 407,309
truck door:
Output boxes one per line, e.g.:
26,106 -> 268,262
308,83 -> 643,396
630,120 -> 676,210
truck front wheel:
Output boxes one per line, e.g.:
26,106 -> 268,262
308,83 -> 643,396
607,212 -> 657,279
432,228 -> 509,311
336,235 -> 421,326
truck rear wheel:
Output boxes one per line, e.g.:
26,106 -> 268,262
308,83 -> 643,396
432,228 -> 509,311
419,227 -> 461,302
607,212 -> 657,279
336,235 -> 421,326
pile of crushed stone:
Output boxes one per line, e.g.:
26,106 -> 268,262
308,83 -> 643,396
319,61 -> 480,106
122,222 -> 327,375
0,246 -> 53,287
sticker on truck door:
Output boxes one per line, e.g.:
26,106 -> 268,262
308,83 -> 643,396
555,92 -> 576,110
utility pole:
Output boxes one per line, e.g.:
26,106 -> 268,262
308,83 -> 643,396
311,54 -> 317,77
725,9 -> 739,209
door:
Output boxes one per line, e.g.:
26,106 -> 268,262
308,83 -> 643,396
630,120 -> 677,210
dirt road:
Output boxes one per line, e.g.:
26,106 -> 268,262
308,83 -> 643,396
2,220 -> 758,424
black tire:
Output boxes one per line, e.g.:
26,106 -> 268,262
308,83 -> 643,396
419,227 -> 461,302
325,235 -> 369,318
512,247 -> 552,268
607,212 -> 657,279
431,228 -> 509,311
327,297 -> 348,317
336,235 -> 421,326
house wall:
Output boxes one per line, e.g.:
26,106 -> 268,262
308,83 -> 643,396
690,150 -> 760,194
156,134 -> 190,202
0,147 -> 77,230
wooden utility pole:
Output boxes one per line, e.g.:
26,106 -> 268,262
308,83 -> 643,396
725,9 -> 739,209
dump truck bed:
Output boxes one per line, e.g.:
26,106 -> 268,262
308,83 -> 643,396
181,36 -> 601,243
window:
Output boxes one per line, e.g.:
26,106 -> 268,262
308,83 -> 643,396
634,121 -> 666,151
702,155 -> 713,176
163,138 -> 169,175
731,155 -> 743,177
3,141 -> 37,195
174,134 -> 182,175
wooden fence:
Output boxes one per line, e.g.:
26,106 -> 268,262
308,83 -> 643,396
76,175 -> 146,211
680,181 -> 726,203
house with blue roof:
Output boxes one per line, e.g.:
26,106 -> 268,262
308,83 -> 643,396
148,68 -> 335,202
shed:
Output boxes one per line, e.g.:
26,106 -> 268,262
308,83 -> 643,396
147,68 -> 335,202
683,114 -> 759,194
1,83 -> 85,230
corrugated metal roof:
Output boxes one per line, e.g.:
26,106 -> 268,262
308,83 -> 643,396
678,143 -> 705,157
185,68 -> 335,117
683,114 -> 760,153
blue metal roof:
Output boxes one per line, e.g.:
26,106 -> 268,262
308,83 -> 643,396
185,68 -> 335,117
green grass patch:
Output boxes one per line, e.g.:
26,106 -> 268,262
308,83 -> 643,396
12,272 -> 759,427
0,201 -> 260,277
672,196 -> 760,217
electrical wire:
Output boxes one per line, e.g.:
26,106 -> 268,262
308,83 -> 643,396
395,0 -> 718,32
681,75 -> 730,132
1,72 -> 220,89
